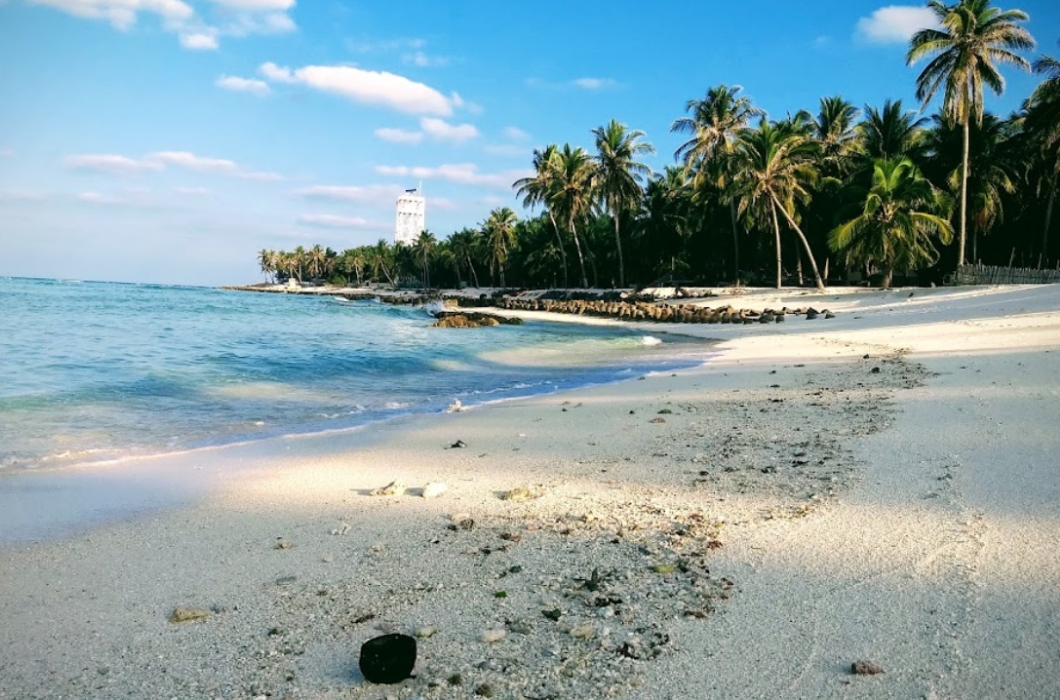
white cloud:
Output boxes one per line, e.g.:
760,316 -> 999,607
375,163 -> 531,190
347,37 -> 425,53
480,195 -> 505,207
503,126 -> 530,141
77,191 -> 124,205
403,50 -> 449,68
65,153 -> 163,175
298,214 -> 375,229
374,127 -> 424,145
176,186 -> 210,195
180,31 -> 218,49
295,184 -> 404,204
420,117 -> 478,143
28,0 -> 194,30
572,77 -> 617,90
259,62 -> 457,116
426,196 -> 458,211
216,75 -> 270,96
65,150 -> 281,180
856,6 -> 939,44
209,0 -> 294,9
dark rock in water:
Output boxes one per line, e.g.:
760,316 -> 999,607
824,311 -> 836,319
359,633 -> 417,684
851,659 -> 884,675
871,367 -> 881,374
775,314 -> 785,323
806,308 -> 819,320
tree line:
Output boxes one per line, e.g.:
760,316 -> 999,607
259,2 -> 1060,291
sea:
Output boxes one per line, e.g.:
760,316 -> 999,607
0,277 -> 713,475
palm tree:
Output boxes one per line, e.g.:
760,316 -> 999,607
814,96 -> 862,173
830,158 -> 954,287
412,230 -> 436,289
514,145 -> 569,288
907,0 -> 1034,265
549,144 -> 596,288
732,119 -> 825,290
639,166 -> 692,279
258,249 -> 275,282
368,239 -> 396,287
1025,40 -> 1060,256
591,119 -> 654,288
671,85 -> 764,281
308,244 -> 326,282
924,112 -> 1017,261
859,99 -> 929,163
483,207 -> 518,287
449,228 -> 482,288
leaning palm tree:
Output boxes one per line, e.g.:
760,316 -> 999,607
449,228 -> 482,288
671,85 -> 764,281
591,119 -> 654,288
907,0 -> 1034,265
548,144 -> 596,288
258,249 -> 275,283
514,145 -> 569,288
483,207 -> 518,287
830,158 -> 954,288
732,119 -> 825,290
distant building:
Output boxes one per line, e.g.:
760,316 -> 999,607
395,187 -> 425,246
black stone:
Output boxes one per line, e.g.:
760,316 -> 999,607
359,633 -> 416,684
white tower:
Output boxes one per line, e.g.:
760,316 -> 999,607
395,186 -> 425,245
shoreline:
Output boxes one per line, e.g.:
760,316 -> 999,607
1,285 -> 1058,698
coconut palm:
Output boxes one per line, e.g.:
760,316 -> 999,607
412,230 -> 436,289
307,244 -> 326,281
671,85 -> 764,281
732,119 -> 825,290
859,99 -> 929,163
367,240 -> 396,287
258,249 -> 275,282
907,0 -> 1035,265
514,145 -> 569,288
814,97 -> 862,173
591,119 -> 654,288
830,158 -> 954,287
483,207 -> 518,288
449,228 -> 482,288
1024,40 -> 1060,256
548,144 -> 596,288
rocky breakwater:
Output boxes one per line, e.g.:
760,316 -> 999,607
500,297 -> 836,324
431,311 -> 525,329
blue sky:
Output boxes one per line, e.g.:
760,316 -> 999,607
1,0 -> 1057,285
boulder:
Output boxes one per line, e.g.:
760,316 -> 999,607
359,633 -> 417,684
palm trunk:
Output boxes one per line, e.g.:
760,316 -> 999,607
467,255 -> 480,288
774,194 -> 825,291
612,202 -> 625,288
729,200 -> 740,284
548,211 -> 569,289
959,117 -> 970,266
1044,181 -> 1055,262
882,266 -> 894,290
568,216 -> 589,288
770,200 -> 783,289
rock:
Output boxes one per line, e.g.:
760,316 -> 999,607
168,607 -> 210,623
359,633 -> 417,685
449,439 -> 466,449
474,683 -> 495,697
422,482 -> 448,499
760,313 -> 775,323
825,311 -> 836,319
649,417 -> 666,424
806,308 -> 819,320
331,522 -> 351,536
445,399 -> 467,413
570,624 -> 595,639
851,659 -> 884,675
480,629 -> 506,643
274,539 -> 293,550
371,481 -> 406,496
871,367 -> 881,374
414,626 -> 437,639
501,486 -> 537,502
542,608 -> 563,621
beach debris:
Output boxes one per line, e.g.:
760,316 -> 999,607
274,575 -> 298,586
501,486 -> 539,502
851,659 -> 884,675
474,682 -> 495,697
359,633 -> 417,685
570,624 -> 595,639
447,516 -> 475,531
542,608 -> 563,622
493,590 -> 508,598
649,417 -> 666,424
274,539 -> 293,550
480,628 -> 506,644
371,480 -> 406,497
421,482 -> 448,498
445,399 -> 467,413
657,408 -> 673,414
414,626 -> 437,639
331,522 -> 351,536
168,607 -> 211,623
447,673 -> 463,686
449,439 -> 466,449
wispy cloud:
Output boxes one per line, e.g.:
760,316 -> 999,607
216,75 -> 270,96
347,37 -> 425,54
0,148 -> 19,158
176,186 -> 210,196
526,76 -> 620,91
26,0 -> 296,49
855,6 -> 938,44
420,117 -> 478,143
571,77 -> 617,90
295,184 -> 404,205
258,62 -> 459,116
77,191 -> 125,205
297,214 -> 377,229
65,151 -> 282,180
502,126 -> 530,141
0,189 -> 46,202
403,50 -> 450,68
374,127 -> 424,145
375,163 -> 531,190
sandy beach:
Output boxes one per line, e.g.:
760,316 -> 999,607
1,284 -> 1058,699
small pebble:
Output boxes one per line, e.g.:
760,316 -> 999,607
480,629 -> 506,643
422,482 -> 448,498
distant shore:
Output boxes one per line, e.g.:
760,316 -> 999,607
1,285 -> 1059,698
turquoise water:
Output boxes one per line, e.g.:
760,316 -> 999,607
0,277 -> 710,472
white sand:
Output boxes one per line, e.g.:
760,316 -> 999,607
0,285 -> 1058,699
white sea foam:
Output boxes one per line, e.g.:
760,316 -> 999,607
640,335 -> 663,346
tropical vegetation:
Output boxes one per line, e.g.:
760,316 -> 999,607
259,3 -> 1055,291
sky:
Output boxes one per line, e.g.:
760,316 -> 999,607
1,1 -> 1058,286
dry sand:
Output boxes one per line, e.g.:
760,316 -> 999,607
0,285 -> 1057,699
